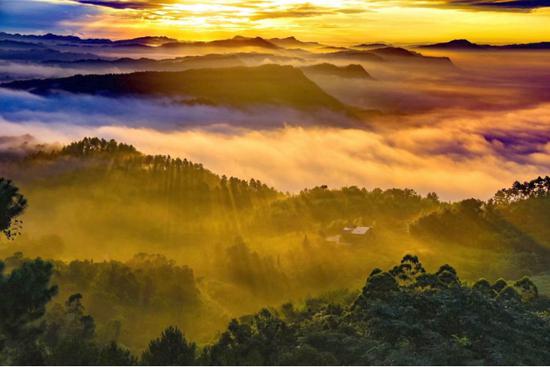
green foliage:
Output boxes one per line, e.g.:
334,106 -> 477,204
0,178 -> 27,239
202,255 -> 550,365
202,309 -> 295,365
492,278 -> 508,293
4,140 -> 550,364
514,276 -> 538,301
141,326 -> 196,365
472,278 -> 495,297
0,258 -> 140,365
51,253 -> 203,353
99,342 -> 138,365
59,137 -> 138,158
491,177 -> 550,250
278,344 -> 338,365
410,196 -> 550,277
496,285 -> 522,303
494,176 -> 550,204
267,186 -> 438,232
43,293 -> 98,365
0,258 -> 57,364
2,253 -> 550,365
389,254 -> 426,285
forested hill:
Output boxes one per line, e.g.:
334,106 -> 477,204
2,137 -> 550,278
21,137 -> 281,212
2,252 -> 550,365
1,65 -> 350,113
2,137 -> 550,363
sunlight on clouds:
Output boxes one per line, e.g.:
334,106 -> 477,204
47,0 -> 550,43
3,102 -> 550,201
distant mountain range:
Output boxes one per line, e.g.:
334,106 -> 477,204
419,39 -> 550,50
0,32 -> 177,47
1,64 -> 350,113
1,32 -> 549,53
0,31 -> 458,73
0,32 -> 326,51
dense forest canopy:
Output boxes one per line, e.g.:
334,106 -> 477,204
1,138 -> 550,364
2,249 -> 550,365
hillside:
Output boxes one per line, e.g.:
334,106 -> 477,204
369,47 -> 454,66
301,63 -> 373,79
2,65 -> 349,112
3,138 -> 550,359
2,138 -> 550,282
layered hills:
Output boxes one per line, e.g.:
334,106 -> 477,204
2,64 -> 349,112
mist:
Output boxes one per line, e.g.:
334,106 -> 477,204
2,102 -> 550,201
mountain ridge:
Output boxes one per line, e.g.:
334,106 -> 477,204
1,64 -> 351,113
419,39 -> 550,50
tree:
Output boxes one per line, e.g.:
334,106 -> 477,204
514,276 -> 538,302
278,344 -> 337,365
0,259 -> 58,364
98,342 -> 137,366
389,254 -> 425,285
43,293 -> 99,365
0,178 -> 27,239
141,326 -> 196,365
203,309 -> 295,365
472,278 -> 495,297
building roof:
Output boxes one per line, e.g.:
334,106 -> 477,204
351,226 -> 371,235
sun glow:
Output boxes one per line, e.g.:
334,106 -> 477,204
7,0 -> 550,44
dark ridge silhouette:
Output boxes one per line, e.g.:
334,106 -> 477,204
210,35 -> 279,49
369,46 -> 420,57
0,32 -> 279,50
420,39 -> 550,50
369,47 -> 454,66
1,64 -> 349,112
0,48 -> 103,62
160,36 -> 280,50
323,49 -> 386,63
419,39 -> 490,50
497,42 -> 550,50
0,31 -> 112,45
42,52 -> 308,74
268,36 -> 323,48
300,63 -> 373,79
323,47 -> 454,68
112,36 -> 177,47
0,39 -> 46,50
45,54 -> 248,71
354,42 -> 389,49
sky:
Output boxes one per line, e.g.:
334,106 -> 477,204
2,0 -> 550,44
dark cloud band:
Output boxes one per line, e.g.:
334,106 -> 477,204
74,0 -> 163,10
446,0 -> 550,10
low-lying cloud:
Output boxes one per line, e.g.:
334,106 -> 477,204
2,101 -> 550,201
0,88 -> 354,130
2,51 -> 550,201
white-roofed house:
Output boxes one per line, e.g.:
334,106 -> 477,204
341,226 -> 373,244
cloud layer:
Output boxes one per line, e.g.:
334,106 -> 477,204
2,99 -> 550,201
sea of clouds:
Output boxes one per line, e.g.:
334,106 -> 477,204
2,50 -> 550,200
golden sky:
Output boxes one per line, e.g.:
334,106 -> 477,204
4,0 -> 550,43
